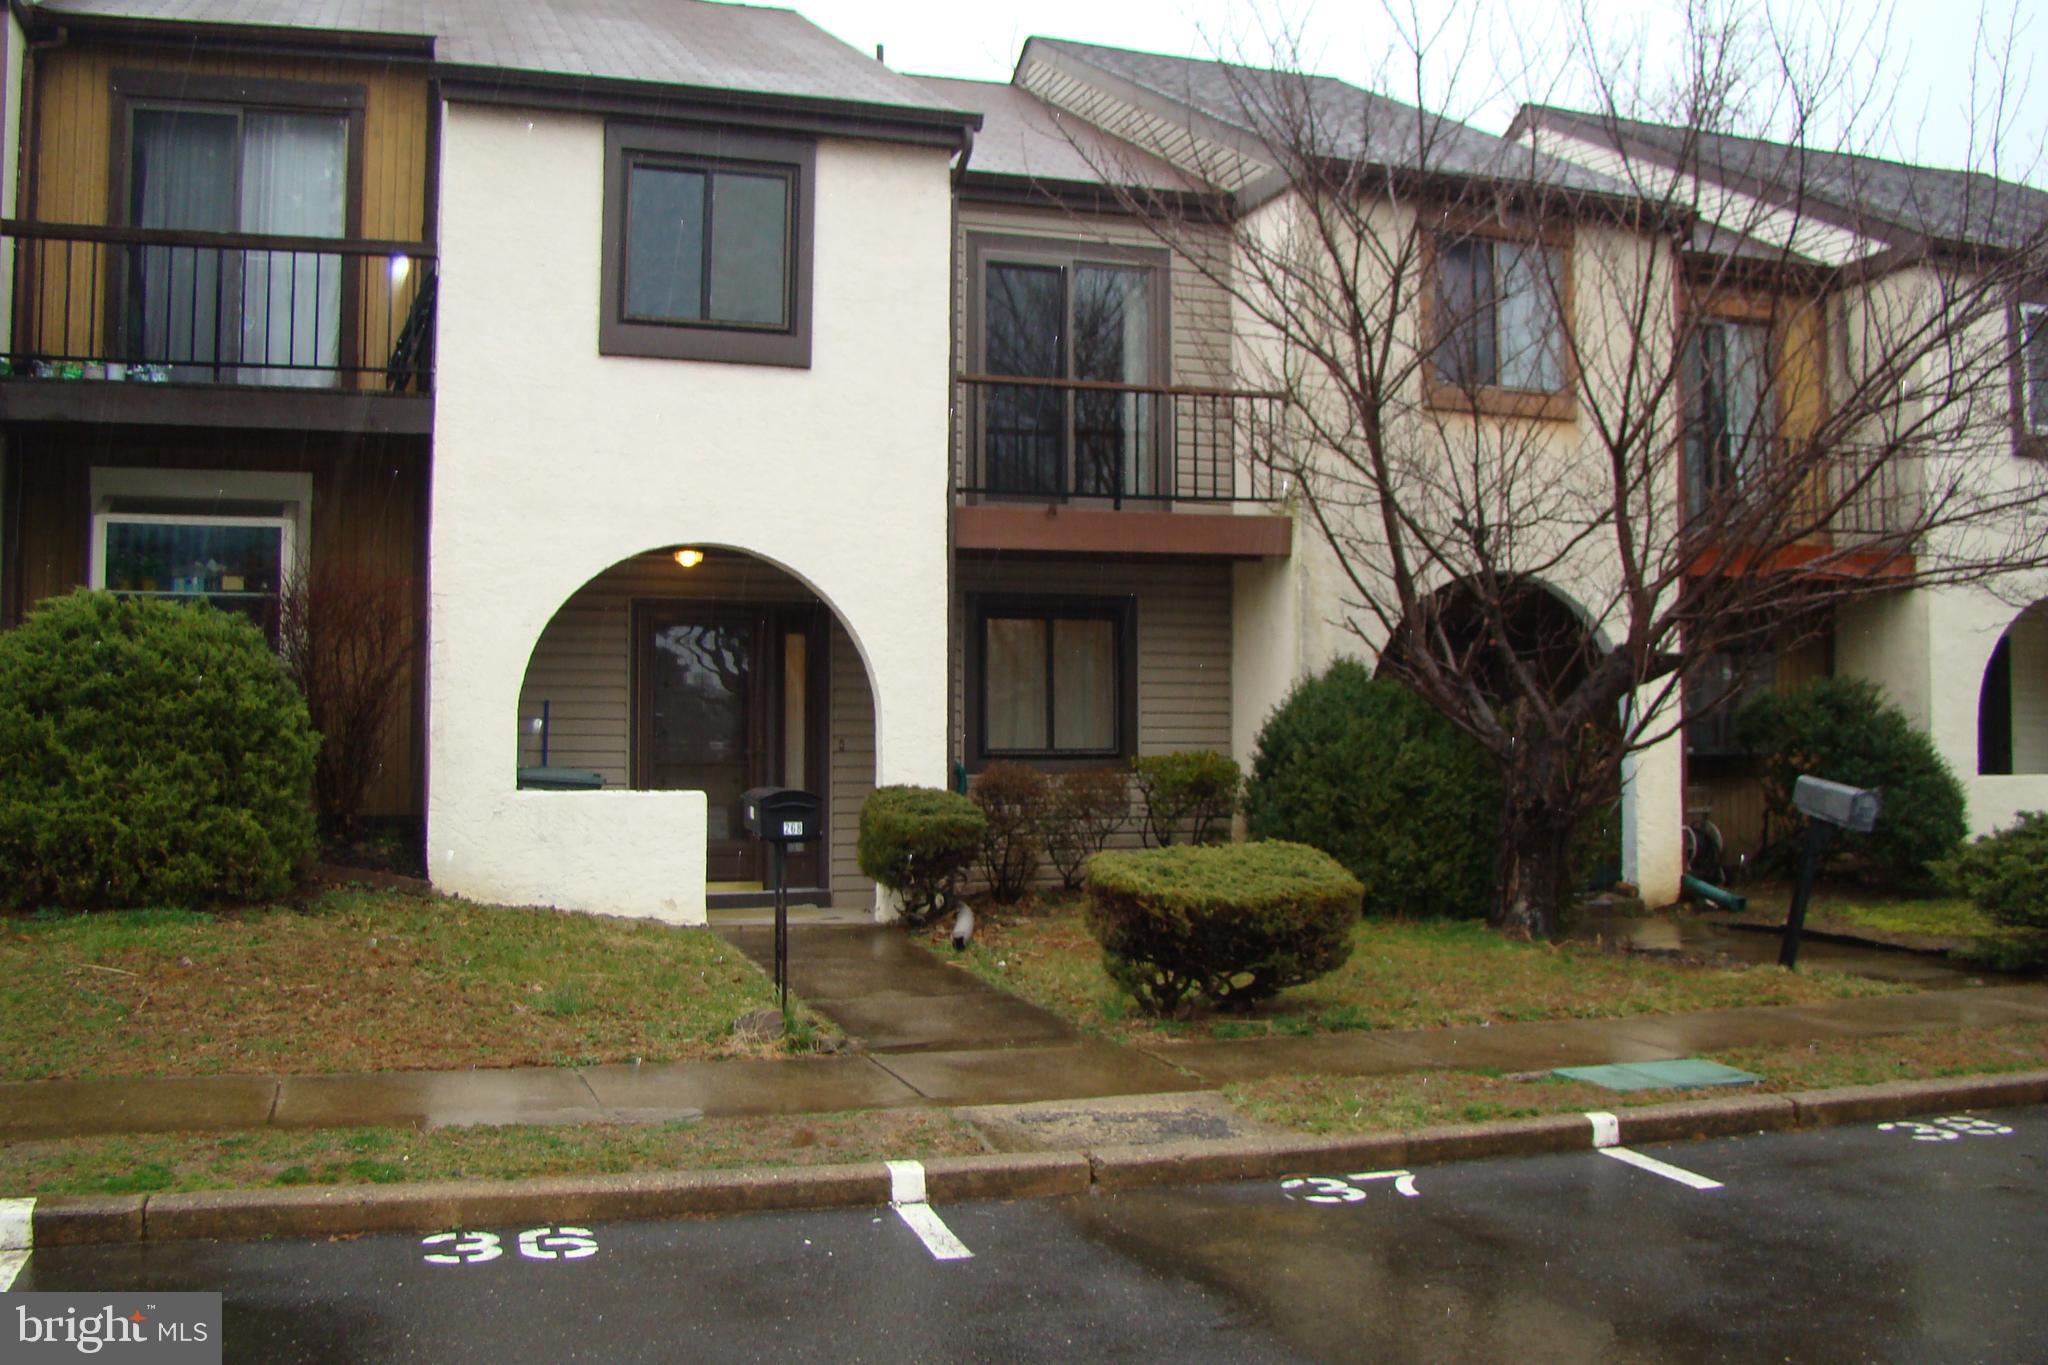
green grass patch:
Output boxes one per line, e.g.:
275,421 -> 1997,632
0,1110 -> 987,1198
939,904 -> 1906,1043
1227,1022 -> 2048,1133
0,888 -> 837,1081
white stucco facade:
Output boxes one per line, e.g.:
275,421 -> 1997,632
427,102 -> 955,921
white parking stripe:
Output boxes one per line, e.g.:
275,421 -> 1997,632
1,1197 -> 31,1291
885,1161 -> 973,1262
1599,1146 -> 1725,1190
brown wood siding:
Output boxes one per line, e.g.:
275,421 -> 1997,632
6,428 -> 427,815
1690,634 -> 1831,862
22,42 -> 430,383
516,550 -> 876,907
952,203 -> 1235,488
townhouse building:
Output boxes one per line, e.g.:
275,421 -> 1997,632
4,0 -> 2035,923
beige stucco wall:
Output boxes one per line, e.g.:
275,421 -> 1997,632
428,102 -> 954,921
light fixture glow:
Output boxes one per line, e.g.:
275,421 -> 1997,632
389,254 -> 410,285
673,548 -> 705,569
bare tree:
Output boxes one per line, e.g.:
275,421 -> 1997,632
1069,0 -> 2048,935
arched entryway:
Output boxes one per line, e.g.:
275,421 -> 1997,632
1373,577 -> 1605,702
1979,601 -> 2048,775
515,544 -> 878,908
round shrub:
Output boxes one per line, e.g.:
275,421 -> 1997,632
1735,677 -> 1967,884
1083,840 -> 1361,1016
856,785 -> 987,925
1131,749 -> 1242,846
1245,661 -> 1499,918
1937,811 -> 2048,929
0,590 -> 318,909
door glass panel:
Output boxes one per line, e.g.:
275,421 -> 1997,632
646,622 -> 754,843
1073,266 -> 1153,496
131,109 -> 237,375
985,617 -> 1048,751
782,630 -> 807,791
984,263 -> 1065,494
238,112 -> 346,386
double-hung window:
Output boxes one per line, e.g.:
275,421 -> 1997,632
970,236 -> 1166,499
601,124 -> 814,367
971,596 -> 1135,765
1431,232 -> 1570,410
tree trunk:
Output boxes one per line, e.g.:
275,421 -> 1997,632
1489,734 -> 1577,939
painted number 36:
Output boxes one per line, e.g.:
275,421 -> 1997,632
421,1226 -> 600,1265
1878,1115 -> 2015,1143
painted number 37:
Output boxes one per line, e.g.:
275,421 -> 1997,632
1878,1115 -> 2014,1143
421,1226 -> 600,1265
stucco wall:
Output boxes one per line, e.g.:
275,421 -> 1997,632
428,102 -> 954,921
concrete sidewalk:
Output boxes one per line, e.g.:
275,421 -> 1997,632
5,955 -> 2044,1143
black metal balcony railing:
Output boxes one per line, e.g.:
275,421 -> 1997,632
1685,433 -> 1915,545
956,374 -> 1283,507
2,220 -> 436,392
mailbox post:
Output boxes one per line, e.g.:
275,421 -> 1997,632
741,787 -> 823,1009
1780,775 -> 1883,969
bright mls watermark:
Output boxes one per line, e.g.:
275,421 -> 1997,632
9,1293 -> 221,1362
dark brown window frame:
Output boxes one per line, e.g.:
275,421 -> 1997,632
106,70 -> 369,377
1420,217 -> 1578,422
600,122 -> 815,368
2015,295 -> 2048,458
966,592 -> 1138,770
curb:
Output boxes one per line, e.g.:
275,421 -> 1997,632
25,1068 -> 2048,1247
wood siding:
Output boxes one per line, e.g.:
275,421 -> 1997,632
5,429 -> 428,816
1690,634 -> 1830,861
20,42 -> 431,384
516,551 -> 878,907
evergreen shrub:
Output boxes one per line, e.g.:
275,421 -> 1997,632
856,785 -> 987,924
1131,750 -> 1241,846
0,590 -> 317,909
1083,840 -> 1360,1016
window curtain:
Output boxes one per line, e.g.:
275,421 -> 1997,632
1433,239 -> 1493,385
1495,243 -> 1565,392
132,110 -> 236,374
1073,267 -> 1153,497
238,113 -> 346,387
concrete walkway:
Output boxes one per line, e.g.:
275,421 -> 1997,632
5,918 -> 2045,1143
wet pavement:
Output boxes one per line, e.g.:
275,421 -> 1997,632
20,1106 -> 2044,1361
1568,911 -> 1983,986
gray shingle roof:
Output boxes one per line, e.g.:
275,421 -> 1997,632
1521,105 -> 2048,252
1031,38 -> 1627,197
33,0 -> 972,117
915,75 -> 1191,191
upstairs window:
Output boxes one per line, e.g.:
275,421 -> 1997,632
601,124 -> 814,367
1683,318 -> 1774,517
1429,231 -> 1572,417
2023,302 -> 2048,438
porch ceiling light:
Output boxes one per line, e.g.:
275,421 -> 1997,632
389,254 -> 410,286
673,548 -> 705,569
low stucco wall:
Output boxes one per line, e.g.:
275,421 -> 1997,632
433,790 -> 708,925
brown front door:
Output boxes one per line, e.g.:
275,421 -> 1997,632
634,604 -> 826,889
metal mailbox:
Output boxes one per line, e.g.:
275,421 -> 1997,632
742,787 -> 823,844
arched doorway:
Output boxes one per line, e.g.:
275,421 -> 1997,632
1979,601 -> 2048,775
515,545 -> 877,905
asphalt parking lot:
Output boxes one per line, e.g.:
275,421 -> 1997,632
16,1106 -> 2045,1362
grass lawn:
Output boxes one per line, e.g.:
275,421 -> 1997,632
1227,1022 -> 2048,1134
0,1109 -> 985,1199
0,888 -> 825,1082
1710,885 -> 2048,966
939,904 -> 1908,1044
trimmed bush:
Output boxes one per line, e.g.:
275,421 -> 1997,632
1038,767 -> 1131,890
971,761 -> 1048,903
1083,841 -> 1361,1016
0,590 -> 318,909
1735,677 -> 1967,884
1937,811 -> 2048,929
856,785 -> 987,925
1245,661 -> 1500,918
1132,750 -> 1242,846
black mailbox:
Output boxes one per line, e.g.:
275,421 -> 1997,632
742,787 -> 823,844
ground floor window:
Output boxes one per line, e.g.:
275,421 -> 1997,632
970,594 -> 1135,765
88,468 -> 310,640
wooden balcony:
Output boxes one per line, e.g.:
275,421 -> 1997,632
0,220 -> 435,434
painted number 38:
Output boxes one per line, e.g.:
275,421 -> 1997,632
421,1226 -> 600,1265
1877,1115 -> 2015,1143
